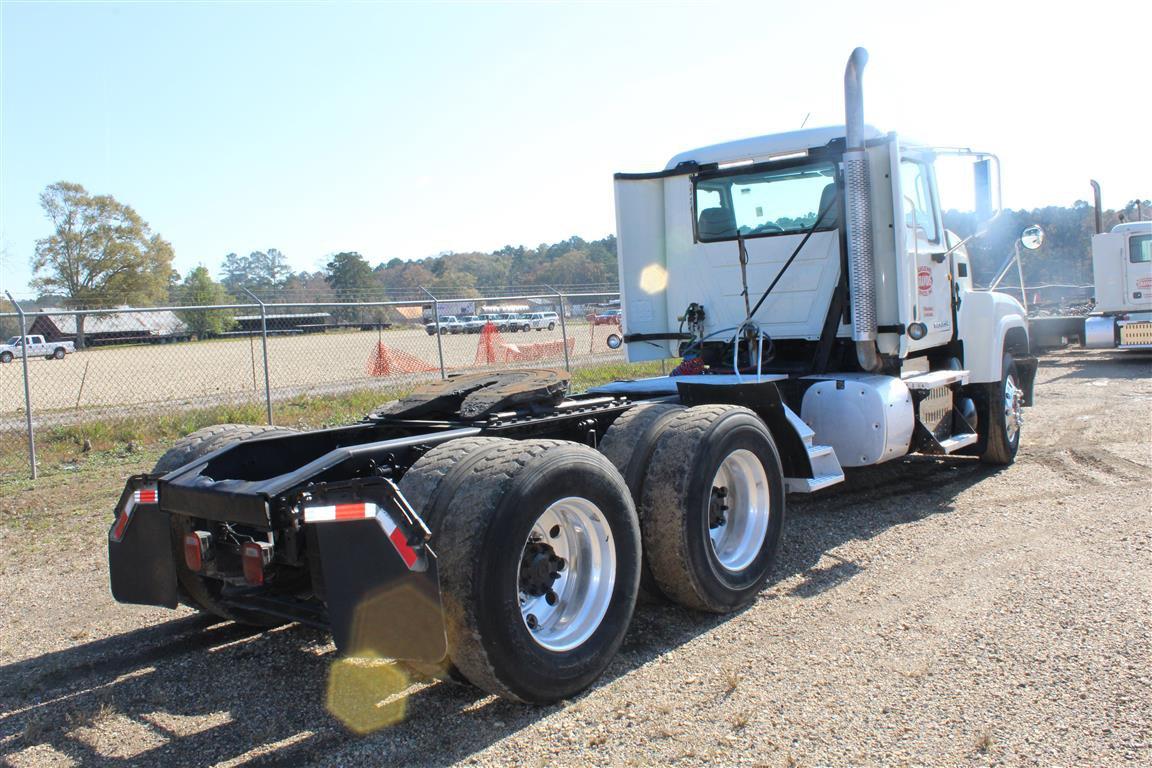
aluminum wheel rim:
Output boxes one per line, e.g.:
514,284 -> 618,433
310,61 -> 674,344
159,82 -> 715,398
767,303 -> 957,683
1004,373 -> 1024,442
518,497 -> 616,652
708,449 -> 771,573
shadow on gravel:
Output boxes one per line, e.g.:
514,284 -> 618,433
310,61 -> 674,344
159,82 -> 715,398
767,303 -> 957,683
1038,348 -> 1152,383
1,456 -> 1005,768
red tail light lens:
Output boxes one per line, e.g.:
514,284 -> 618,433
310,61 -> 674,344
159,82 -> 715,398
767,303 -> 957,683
183,531 -> 213,572
242,541 -> 272,586
183,532 -> 205,572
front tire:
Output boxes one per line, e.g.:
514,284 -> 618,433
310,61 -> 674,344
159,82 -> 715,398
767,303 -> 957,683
1,351 -> 12,363
640,405 -> 785,613
400,439 -> 641,702
979,353 -> 1023,465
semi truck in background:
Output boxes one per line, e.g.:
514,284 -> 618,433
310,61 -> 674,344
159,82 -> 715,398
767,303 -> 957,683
106,49 -> 1037,705
1031,182 -> 1152,350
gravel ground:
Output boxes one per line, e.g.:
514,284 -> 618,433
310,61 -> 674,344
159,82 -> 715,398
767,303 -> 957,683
1,347 -> 1149,767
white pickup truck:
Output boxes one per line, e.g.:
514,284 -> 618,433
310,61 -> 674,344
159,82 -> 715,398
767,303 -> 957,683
0,335 -> 75,363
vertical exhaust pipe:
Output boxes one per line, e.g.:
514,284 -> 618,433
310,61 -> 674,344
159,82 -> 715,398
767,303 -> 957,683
1090,180 -> 1103,234
843,47 -> 881,372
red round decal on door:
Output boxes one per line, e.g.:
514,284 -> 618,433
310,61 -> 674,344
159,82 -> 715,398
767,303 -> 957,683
917,267 -> 933,296
1137,277 -> 1152,290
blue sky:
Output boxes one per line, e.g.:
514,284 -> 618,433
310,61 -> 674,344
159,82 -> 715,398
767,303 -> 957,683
1,1 -> 1148,299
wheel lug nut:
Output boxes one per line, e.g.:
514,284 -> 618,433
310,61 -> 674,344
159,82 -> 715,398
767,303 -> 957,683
549,525 -> 561,538
545,591 -> 558,606
526,613 -> 538,629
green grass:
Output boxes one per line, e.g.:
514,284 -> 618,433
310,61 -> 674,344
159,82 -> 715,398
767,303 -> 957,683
0,358 -> 671,481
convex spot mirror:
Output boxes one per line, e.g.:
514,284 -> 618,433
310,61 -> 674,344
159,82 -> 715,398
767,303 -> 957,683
1020,225 -> 1045,250
606,334 -> 623,350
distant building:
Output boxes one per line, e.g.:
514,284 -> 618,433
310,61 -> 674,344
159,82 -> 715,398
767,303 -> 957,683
29,310 -> 191,346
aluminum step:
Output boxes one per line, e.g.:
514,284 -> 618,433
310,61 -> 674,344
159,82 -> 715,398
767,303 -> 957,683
902,369 -> 969,390
786,442 -> 844,494
786,472 -> 844,493
936,432 -> 978,454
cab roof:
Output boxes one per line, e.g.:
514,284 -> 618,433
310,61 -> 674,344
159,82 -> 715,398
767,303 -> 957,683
664,124 -> 886,170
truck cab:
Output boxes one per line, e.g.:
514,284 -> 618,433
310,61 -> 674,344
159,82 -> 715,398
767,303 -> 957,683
1085,221 -> 1152,349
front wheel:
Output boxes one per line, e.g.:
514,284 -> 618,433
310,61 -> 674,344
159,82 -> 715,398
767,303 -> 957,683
0,352 -> 12,363
979,353 -> 1023,465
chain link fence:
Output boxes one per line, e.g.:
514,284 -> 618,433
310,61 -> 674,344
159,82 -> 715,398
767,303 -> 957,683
0,289 -> 630,479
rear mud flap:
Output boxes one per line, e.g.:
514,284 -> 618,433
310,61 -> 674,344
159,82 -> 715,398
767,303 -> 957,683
108,475 -> 178,608
309,481 -> 448,664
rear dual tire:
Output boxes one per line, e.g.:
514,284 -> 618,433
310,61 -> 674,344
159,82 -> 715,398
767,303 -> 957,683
398,438 -> 641,703
602,404 -> 785,613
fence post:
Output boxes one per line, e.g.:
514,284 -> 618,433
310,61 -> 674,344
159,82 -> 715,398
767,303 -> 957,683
241,288 -> 274,425
421,287 -> 447,380
5,291 -> 36,479
547,285 -> 571,372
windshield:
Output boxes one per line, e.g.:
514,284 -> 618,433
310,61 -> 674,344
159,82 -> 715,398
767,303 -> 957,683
6,337 -> 21,345
694,161 -> 839,242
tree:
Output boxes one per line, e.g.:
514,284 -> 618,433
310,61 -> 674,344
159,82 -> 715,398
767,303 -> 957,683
219,248 -> 292,293
325,251 -> 376,299
32,181 -> 175,347
177,266 -> 234,338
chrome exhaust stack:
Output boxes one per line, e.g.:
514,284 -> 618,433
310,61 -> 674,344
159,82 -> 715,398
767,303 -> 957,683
844,47 -> 881,372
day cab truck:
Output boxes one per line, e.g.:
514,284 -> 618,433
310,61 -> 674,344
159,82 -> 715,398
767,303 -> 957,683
0,335 -> 74,363
1030,182 -> 1152,351
108,49 -> 1037,704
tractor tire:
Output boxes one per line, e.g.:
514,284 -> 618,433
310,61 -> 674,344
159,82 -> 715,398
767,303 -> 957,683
640,405 -> 785,613
401,439 -> 641,703
979,353 -> 1023,466
154,424 -> 296,625
598,403 -> 687,598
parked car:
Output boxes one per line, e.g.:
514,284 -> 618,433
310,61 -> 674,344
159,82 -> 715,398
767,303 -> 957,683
0,335 -> 75,363
457,316 -> 486,334
423,316 -> 462,335
523,312 -> 560,331
589,308 -> 622,326
498,313 -> 527,332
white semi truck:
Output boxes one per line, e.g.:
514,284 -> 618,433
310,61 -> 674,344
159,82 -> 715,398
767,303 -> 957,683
1030,182 -> 1152,351
1083,219 -> 1152,349
107,49 -> 1036,704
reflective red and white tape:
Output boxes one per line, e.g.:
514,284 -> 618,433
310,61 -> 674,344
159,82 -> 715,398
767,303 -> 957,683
111,484 -> 158,542
302,502 -> 418,568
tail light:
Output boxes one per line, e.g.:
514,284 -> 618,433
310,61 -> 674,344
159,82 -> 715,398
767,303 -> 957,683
183,531 -> 211,572
242,541 -> 273,586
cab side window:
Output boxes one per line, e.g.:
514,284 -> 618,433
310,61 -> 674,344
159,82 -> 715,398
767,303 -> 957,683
900,160 -> 939,243
1130,234 -> 1151,263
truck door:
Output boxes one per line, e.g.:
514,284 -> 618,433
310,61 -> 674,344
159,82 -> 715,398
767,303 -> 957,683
899,155 -> 952,349
1124,230 -> 1152,310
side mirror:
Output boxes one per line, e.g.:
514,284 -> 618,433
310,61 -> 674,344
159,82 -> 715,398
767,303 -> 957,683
606,334 -> 623,350
1020,225 -> 1045,250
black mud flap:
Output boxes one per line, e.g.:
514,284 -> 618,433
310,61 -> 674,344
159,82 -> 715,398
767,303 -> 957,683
308,479 -> 448,664
108,475 -> 178,608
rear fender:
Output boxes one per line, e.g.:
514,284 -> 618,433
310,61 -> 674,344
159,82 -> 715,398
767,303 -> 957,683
108,475 -> 178,608
301,478 -> 448,664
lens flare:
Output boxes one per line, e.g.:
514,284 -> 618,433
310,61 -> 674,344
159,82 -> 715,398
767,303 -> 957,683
639,264 -> 668,294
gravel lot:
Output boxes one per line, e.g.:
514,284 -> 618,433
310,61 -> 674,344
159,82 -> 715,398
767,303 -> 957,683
1,347 -> 1149,767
